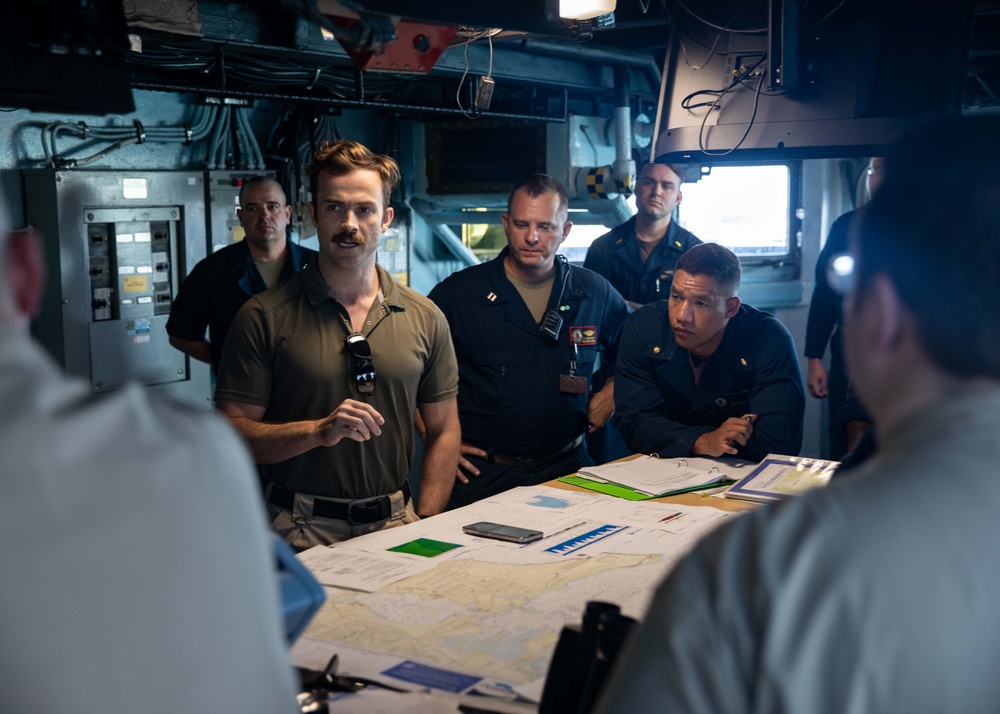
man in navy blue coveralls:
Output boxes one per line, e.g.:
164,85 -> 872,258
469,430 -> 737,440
583,162 -> 702,463
614,243 -> 804,462
584,162 -> 701,310
805,157 -> 885,459
166,177 -> 316,375
429,174 -> 629,508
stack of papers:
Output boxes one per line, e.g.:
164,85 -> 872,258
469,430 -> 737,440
562,455 -> 758,500
725,454 -> 839,503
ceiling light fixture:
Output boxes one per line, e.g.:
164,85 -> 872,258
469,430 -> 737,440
558,0 -> 616,21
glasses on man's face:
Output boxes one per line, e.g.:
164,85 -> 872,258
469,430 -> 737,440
345,333 -> 376,395
826,252 -> 856,297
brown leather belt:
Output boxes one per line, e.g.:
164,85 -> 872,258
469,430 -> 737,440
268,482 -> 411,525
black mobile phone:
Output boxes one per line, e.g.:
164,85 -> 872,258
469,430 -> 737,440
462,521 -> 544,544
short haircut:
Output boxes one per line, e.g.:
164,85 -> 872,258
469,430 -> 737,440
855,114 -> 1000,379
675,242 -> 741,297
307,140 -> 401,209
237,176 -> 287,206
639,162 -> 687,184
506,173 -> 569,215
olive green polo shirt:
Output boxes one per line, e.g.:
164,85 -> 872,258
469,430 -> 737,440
215,261 -> 459,498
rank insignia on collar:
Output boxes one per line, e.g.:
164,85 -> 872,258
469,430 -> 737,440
653,346 -> 661,353
487,292 -> 497,302
674,240 -> 682,247
740,357 -> 747,366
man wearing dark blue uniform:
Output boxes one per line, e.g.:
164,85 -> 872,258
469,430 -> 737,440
584,162 -> 701,310
615,243 -> 804,462
805,157 -> 885,459
429,174 -> 629,508
167,177 -> 315,375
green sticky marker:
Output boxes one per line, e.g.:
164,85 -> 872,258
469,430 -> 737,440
388,538 -> 462,557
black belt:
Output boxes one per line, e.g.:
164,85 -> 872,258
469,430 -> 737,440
268,482 -> 411,525
488,434 -> 585,474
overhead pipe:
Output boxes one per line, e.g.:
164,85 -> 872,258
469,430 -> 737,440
571,65 -> 636,224
130,80 -> 569,123
514,37 -> 662,96
612,65 -> 636,195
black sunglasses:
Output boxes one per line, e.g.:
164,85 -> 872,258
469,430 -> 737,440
345,333 -> 376,395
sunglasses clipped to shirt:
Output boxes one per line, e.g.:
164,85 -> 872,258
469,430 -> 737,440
345,333 -> 376,395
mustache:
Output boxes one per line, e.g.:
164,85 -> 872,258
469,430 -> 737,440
334,229 -> 365,245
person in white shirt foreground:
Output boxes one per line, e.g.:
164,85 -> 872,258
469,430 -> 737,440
596,114 -> 1000,713
0,189 -> 297,713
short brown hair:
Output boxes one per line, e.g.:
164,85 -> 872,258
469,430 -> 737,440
506,173 -> 569,215
307,140 -> 401,209
639,162 -> 688,184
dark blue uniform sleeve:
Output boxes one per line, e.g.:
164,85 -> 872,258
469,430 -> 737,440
615,310 -> 805,460
166,259 -> 211,341
595,279 -> 629,385
583,232 -> 612,276
613,313 -> 713,456
804,213 -> 850,358
741,325 -> 805,460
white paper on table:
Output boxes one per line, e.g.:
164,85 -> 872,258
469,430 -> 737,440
297,545 -> 440,592
596,499 -> 739,534
577,455 -> 756,495
481,484 -> 613,514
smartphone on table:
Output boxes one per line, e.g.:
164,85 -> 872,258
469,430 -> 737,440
462,521 -> 544,544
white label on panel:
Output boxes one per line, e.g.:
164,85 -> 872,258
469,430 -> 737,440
134,232 -> 152,243
122,178 -> 148,199
116,233 -> 134,243
136,266 -> 153,274
118,266 -> 136,275
137,296 -> 153,304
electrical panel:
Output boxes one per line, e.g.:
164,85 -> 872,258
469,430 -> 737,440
24,170 -> 211,409
378,205 -> 411,286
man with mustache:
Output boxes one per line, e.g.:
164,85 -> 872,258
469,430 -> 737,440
614,242 -> 804,461
215,141 -> 461,548
167,176 -> 315,375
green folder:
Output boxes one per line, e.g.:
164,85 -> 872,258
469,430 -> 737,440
558,474 -> 733,500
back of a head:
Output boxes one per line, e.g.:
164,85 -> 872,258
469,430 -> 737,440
856,114 -> 1000,379
674,242 -> 741,297
307,140 -> 401,209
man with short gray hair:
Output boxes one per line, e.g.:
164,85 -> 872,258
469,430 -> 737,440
0,191 -> 297,712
